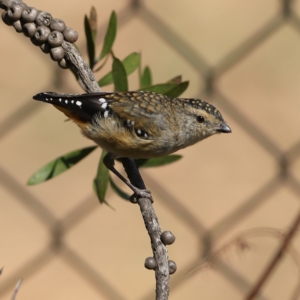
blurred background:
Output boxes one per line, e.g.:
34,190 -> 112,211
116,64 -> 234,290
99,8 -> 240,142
1,0 -> 300,299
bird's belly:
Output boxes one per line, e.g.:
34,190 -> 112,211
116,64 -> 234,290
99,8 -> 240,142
92,135 -> 177,158
80,126 -> 171,159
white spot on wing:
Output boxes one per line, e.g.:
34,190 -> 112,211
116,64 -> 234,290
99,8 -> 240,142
71,100 -> 74,104
99,98 -> 106,103
101,102 -> 108,109
59,98 -> 62,102
76,101 -> 82,107
65,100 -> 68,104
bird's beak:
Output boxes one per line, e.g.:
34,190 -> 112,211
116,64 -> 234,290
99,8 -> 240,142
216,122 -> 231,133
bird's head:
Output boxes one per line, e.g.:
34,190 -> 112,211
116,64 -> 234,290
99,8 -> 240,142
175,98 -> 231,148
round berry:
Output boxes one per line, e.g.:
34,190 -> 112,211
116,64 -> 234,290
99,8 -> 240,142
23,22 -> 36,37
13,20 -> 23,33
63,27 -> 78,43
47,31 -> 64,47
50,18 -> 66,32
35,11 -> 52,26
144,257 -> 156,270
7,3 -> 24,21
31,26 -> 50,45
21,7 -> 38,23
40,42 -> 51,53
58,58 -> 69,69
2,11 -> 14,26
50,46 -> 65,61
168,260 -> 177,275
161,231 -> 175,245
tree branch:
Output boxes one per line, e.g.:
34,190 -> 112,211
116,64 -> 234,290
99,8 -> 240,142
0,1 -> 170,299
246,210 -> 300,300
122,158 -> 170,299
61,41 -> 101,93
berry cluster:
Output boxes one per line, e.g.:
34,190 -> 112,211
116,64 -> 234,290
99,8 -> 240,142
1,2 -> 78,69
144,231 -> 177,274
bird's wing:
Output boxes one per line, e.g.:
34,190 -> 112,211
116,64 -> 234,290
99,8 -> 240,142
32,91 -> 171,139
33,92 -> 113,121
107,92 -> 171,135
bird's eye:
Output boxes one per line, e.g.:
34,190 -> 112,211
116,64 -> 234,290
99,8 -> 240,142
196,115 -> 205,123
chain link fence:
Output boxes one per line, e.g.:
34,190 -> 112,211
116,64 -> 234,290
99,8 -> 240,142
1,0 -> 300,299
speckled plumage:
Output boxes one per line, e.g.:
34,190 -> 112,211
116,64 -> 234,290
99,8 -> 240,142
33,90 -> 231,200
33,91 -> 231,159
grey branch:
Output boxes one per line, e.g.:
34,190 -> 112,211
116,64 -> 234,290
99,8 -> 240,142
61,41 -> 101,93
0,0 -> 170,299
121,158 -> 170,299
139,199 -> 170,299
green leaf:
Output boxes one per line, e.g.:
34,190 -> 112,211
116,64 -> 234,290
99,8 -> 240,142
140,83 -> 176,94
140,80 -> 189,97
164,81 -> 189,98
98,72 -> 113,87
98,52 -> 140,87
112,57 -> 128,92
123,52 -> 140,75
27,146 -> 97,185
93,150 -> 109,204
135,155 -> 182,168
109,177 -> 131,201
140,66 -> 152,88
99,11 -> 117,60
28,160 -> 56,185
84,15 -> 95,69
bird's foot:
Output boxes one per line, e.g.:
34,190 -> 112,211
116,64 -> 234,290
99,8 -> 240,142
129,187 -> 153,203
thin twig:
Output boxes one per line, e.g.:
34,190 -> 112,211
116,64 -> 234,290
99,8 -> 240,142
10,279 -> 22,300
0,1 -> 170,299
122,158 -> 170,299
61,41 -> 101,93
246,210 -> 300,299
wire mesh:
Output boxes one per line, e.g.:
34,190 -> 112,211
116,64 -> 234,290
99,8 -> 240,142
1,0 -> 300,299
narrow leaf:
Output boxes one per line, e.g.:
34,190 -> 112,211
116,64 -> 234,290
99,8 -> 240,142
84,15 -> 95,69
140,66 -> 152,88
135,155 -> 182,168
98,52 -> 140,86
27,146 -> 97,185
27,160 -> 56,185
97,68 -> 113,87
123,52 -> 140,75
89,6 -> 97,41
164,81 -> 189,98
140,83 -> 176,94
99,11 -> 117,60
167,75 -> 182,85
109,177 -> 131,201
112,57 -> 128,92
93,150 -> 109,204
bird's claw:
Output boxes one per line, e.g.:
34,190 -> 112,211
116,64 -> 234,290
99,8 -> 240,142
129,187 -> 153,203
